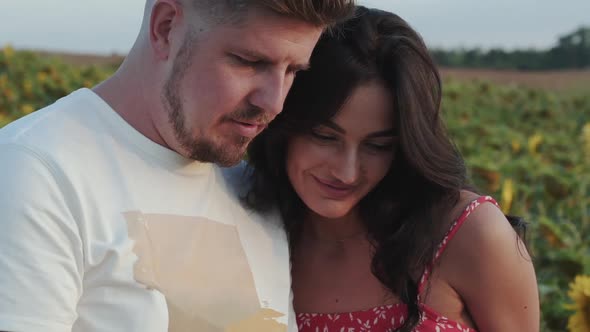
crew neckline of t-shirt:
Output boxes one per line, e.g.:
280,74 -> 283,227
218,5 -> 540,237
77,87 -> 212,176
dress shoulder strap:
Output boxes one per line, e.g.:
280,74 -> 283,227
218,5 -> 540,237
417,196 -> 500,298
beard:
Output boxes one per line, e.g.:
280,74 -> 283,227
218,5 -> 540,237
160,30 -> 269,167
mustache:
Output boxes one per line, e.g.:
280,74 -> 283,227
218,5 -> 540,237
225,106 -> 273,126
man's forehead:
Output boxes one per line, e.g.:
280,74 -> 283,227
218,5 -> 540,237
236,48 -> 311,70
215,13 -> 322,62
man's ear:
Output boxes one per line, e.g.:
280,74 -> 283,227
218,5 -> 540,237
149,0 -> 183,60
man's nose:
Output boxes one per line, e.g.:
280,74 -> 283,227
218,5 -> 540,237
249,71 -> 290,119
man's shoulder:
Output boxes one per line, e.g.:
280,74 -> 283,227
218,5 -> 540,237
0,88 -> 98,147
217,161 -> 283,224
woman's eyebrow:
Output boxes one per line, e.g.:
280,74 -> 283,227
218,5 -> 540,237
366,129 -> 397,138
321,121 -> 345,134
321,121 -> 397,138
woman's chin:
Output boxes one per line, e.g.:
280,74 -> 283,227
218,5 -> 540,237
309,205 -> 354,220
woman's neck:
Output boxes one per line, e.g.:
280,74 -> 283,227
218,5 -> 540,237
302,209 -> 368,243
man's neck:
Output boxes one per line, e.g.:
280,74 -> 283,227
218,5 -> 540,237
93,63 -> 167,149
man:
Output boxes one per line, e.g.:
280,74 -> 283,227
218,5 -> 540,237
0,1 -> 354,331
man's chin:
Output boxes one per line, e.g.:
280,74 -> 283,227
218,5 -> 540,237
209,144 -> 249,167
215,154 -> 245,167
185,136 -> 250,166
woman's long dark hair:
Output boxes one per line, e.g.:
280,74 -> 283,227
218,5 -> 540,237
245,6 -> 524,331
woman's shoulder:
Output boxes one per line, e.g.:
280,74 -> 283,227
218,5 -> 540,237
439,190 -> 532,287
449,191 -> 514,250
447,190 -> 482,223
441,191 -> 505,235
433,198 -> 539,330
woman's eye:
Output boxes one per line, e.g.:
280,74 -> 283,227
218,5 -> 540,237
310,131 -> 336,141
366,142 -> 393,151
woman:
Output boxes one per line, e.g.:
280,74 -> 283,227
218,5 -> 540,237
245,6 -> 539,332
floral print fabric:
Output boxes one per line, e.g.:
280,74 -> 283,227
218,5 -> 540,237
296,196 -> 499,332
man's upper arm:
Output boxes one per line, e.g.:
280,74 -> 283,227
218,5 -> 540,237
0,144 -> 83,332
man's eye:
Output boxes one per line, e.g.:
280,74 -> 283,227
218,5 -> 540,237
232,54 -> 259,67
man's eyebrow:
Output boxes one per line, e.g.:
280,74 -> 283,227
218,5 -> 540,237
238,49 -> 272,62
290,62 -> 310,72
237,49 -> 309,71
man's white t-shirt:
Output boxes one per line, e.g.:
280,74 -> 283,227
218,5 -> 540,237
0,88 -> 295,332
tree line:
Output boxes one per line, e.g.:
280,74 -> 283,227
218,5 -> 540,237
431,27 -> 590,70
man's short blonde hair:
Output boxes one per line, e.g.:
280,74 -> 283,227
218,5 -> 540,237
254,0 -> 355,26
191,0 -> 355,27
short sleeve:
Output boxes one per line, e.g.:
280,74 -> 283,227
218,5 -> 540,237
0,144 -> 84,332
288,288 -> 298,332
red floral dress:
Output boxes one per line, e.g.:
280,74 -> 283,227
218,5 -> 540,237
296,196 -> 499,332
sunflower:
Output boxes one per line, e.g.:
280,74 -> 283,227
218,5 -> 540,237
528,133 -> 543,155
500,179 -> 514,214
567,275 -> 590,332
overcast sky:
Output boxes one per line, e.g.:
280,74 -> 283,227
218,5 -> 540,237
1,0 -> 589,55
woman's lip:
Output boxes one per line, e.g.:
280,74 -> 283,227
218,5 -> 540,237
312,176 -> 356,198
315,177 -> 355,190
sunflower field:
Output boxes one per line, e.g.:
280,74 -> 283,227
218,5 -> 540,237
442,78 -> 590,332
1,45 -> 589,332
0,46 -> 113,127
